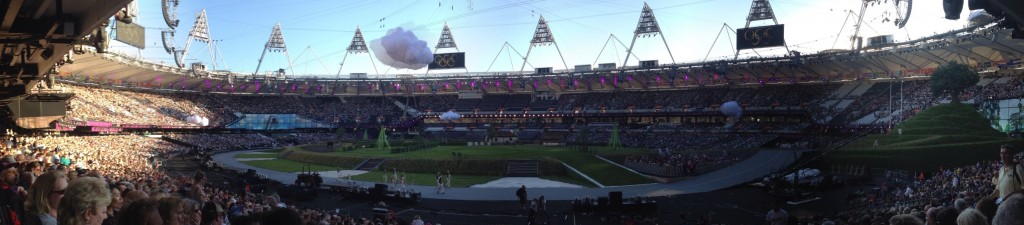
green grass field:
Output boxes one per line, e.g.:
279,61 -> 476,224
325,145 -> 646,159
825,103 -> 1020,172
244,144 -> 655,186
240,159 -> 341,172
347,171 -> 596,188
234,153 -> 279,159
326,145 -> 652,186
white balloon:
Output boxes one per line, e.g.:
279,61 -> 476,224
720,101 -> 743,119
185,115 -> 200,124
439,111 -> 461,121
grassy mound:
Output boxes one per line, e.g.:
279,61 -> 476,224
844,103 -> 1004,149
828,103 -> 1022,171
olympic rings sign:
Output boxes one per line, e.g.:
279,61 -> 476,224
429,52 -> 466,69
736,24 -> 785,50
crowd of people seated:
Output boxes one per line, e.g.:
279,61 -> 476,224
279,133 -> 337,145
61,84 -> 231,126
555,84 -> 836,112
0,133 -> 441,225
404,95 -> 457,113
165,134 -> 280,151
812,71 -> 1024,125
813,157 -> 1022,225
564,130 -> 775,151
53,69 -> 1024,130
59,83 -> 408,127
213,96 -> 405,126
622,149 -> 758,177
421,131 -> 488,143
165,133 -> 347,152
622,133 -> 775,150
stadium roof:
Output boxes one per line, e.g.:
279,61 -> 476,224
60,22 -> 1023,94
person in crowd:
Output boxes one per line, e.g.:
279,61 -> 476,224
956,208 -> 989,225
257,207 -> 303,225
889,214 -> 924,225
992,192 -> 1022,225
516,185 -> 527,210
116,198 -> 162,225
954,198 -> 970,213
435,171 -> 445,194
157,196 -> 184,225
199,202 -> 224,225
20,162 -> 42,188
123,190 -> 149,207
935,207 -> 958,225
57,177 -> 111,225
227,215 -> 256,225
1,164 -> 27,225
976,196 -> 999,225
992,145 -> 1023,203
181,199 -> 202,225
765,202 -> 788,225
25,171 -> 67,225
445,170 -> 452,189
410,215 -> 424,225
101,187 -> 123,225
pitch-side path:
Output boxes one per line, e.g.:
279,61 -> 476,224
213,149 -> 803,201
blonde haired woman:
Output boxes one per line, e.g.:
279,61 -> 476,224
57,177 -> 111,225
25,171 -> 68,225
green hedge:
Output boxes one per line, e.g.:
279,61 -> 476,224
280,148 -> 566,177
278,149 -> 365,169
389,143 -> 439,154
377,158 -> 566,176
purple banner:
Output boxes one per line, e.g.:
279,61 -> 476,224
90,127 -> 122,133
85,121 -> 113,127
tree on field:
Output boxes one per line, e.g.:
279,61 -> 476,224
486,126 -> 497,139
929,61 -> 979,104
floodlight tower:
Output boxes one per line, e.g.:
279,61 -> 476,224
849,0 -> 912,51
254,23 -> 294,77
178,10 -> 217,70
519,16 -> 569,73
337,27 -> 379,78
734,0 -> 790,60
436,23 -> 459,51
623,2 -> 676,67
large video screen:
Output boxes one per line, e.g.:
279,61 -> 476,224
980,98 -> 1024,133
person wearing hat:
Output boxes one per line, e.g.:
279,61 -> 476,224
200,202 -> 225,225
0,155 -> 16,171
411,215 -> 424,225
0,163 -> 28,225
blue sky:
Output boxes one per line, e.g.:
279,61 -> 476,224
110,0 -> 972,78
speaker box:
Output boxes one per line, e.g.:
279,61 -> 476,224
943,0 -> 964,19
968,0 -> 986,10
609,191 -> 623,206
373,183 -> 388,196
